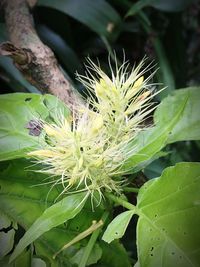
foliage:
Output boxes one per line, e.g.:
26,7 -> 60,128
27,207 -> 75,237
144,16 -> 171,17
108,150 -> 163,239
0,0 -> 200,267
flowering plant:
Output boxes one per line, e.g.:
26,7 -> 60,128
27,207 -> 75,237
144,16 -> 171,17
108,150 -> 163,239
0,58 -> 200,267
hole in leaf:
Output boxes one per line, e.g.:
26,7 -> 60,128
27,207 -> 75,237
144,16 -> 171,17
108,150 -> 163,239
154,214 -> 158,218
115,232 -> 118,235
150,247 -> 154,251
150,253 -> 153,257
25,97 -> 32,102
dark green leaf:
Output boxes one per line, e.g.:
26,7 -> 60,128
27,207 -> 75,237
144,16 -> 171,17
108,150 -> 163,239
126,0 -> 194,16
136,162 -> 200,267
99,241 -> 132,267
37,25 -> 82,75
37,0 -> 122,40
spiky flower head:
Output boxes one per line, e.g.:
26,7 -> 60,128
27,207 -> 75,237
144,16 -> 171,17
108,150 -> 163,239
28,58 -> 157,202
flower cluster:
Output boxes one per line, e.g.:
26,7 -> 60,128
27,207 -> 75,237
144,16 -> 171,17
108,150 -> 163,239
28,58 -> 157,201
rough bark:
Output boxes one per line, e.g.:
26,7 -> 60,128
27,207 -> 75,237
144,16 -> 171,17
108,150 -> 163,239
0,0 -> 83,109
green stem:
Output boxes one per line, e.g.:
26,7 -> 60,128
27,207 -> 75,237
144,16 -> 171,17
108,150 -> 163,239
123,187 -> 139,193
78,211 -> 109,267
105,192 -> 136,210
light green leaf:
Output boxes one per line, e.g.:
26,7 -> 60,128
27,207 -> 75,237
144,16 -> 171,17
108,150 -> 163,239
136,162 -> 200,267
155,87 -> 200,143
123,89 -> 187,172
102,210 -> 135,244
0,93 -> 70,161
10,192 -> 88,262
37,0 -> 122,40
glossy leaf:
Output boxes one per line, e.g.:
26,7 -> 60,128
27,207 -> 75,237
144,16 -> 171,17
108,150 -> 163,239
0,93 -> 70,161
155,87 -> 200,143
37,0 -> 122,40
10,192 -> 88,262
136,162 -> 200,267
102,210 -> 135,243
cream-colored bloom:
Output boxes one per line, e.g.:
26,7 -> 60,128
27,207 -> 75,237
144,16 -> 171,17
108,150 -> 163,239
28,58 -> 158,201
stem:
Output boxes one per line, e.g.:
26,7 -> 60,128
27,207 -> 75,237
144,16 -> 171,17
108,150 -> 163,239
78,211 -> 109,267
123,187 -> 139,193
105,192 -> 136,210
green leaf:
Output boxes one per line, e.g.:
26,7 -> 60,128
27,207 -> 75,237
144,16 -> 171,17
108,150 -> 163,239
37,25 -> 82,75
0,159 -> 103,266
37,0 -> 122,40
0,229 -> 15,258
99,241 -> 132,267
102,210 -> 135,243
0,93 -> 70,161
123,89 -> 188,172
126,0 -> 193,17
10,192 -> 88,262
155,87 -> 200,143
71,243 -> 102,265
136,162 -> 200,267
150,0 -> 194,12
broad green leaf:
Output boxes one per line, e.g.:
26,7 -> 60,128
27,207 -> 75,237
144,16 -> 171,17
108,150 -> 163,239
10,192 -> 88,262
0,159 -> 102,266
123,90 -> 187,172
0,93 -> 70,161
37,0 -> 122,40
155,87 -> 200,143
136,162 -> 200,267
102,210 -> 135,243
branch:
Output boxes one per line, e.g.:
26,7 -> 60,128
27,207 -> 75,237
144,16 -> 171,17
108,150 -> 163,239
0,0 -> 83,109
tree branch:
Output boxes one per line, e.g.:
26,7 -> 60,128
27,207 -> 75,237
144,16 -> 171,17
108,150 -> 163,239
0,0 -> 83,109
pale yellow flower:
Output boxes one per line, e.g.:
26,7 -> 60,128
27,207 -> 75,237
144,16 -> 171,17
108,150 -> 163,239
28,57 -> 158,202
